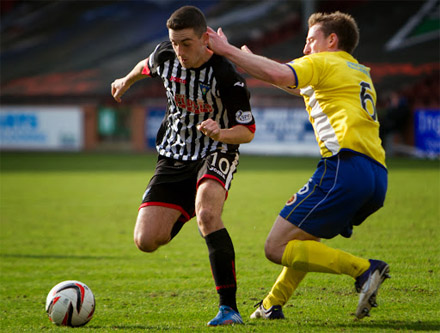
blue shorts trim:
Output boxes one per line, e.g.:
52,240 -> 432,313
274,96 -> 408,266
279,152 -> 387,239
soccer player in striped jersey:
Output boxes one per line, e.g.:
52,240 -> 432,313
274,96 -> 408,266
111,6 -> 255,326
208,11 -> 390,320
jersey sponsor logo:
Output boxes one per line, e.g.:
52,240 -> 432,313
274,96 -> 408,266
235,110 -> 252,124
234,81 -> 245,87
346,61 -> 370,76
174,94 -> 213,114
199,83 -> 210,95
169,76 -> 187,84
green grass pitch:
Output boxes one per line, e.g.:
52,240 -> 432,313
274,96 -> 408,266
1,152 -> 439,332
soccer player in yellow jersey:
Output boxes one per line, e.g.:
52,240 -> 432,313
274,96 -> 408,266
208,11 -> 390,320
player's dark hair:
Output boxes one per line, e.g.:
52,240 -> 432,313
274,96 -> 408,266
167,6 -> 207,37
308,11 -> 359,54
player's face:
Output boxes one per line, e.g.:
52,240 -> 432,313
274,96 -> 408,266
303,24 -> 330,55
169,28 -> 210,69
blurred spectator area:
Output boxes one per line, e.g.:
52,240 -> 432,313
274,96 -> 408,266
1,0 -> 439,152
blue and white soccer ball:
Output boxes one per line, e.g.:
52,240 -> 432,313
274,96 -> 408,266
45,280 -> 95,327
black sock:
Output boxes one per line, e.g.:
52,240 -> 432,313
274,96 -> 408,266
170,221 -> 184,240
205,228 -> 238,312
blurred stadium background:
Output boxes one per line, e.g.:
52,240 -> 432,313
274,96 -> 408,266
1,0 -> 439,157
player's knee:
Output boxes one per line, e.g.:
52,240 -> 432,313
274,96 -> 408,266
264,239 -> 283,264
134,231 -> 162,253
197,207 -> 216,229
264,242 -> 275,262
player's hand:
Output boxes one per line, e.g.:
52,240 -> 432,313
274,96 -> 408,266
111,78 -> 129,103
207,26 -> 230,56
197,119 -> 222,141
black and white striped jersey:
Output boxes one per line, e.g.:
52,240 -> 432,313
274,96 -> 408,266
142,41 -> 255,161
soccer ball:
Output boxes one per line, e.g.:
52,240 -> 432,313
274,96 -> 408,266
45,280 -> 95,327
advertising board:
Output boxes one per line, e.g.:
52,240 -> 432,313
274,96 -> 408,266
0,106 -> 84,151
414,109 -> 440,157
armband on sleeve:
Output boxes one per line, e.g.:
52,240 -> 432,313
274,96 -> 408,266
142,58 -> 151,76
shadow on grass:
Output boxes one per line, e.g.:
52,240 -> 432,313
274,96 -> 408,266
0,152 -> 318,172
1,152 -> 438,174
0,152 -> 158,172
103,320 -> 440,331
243,318 -> 440,331
88,325 -> 180,331
0,253 -> 121,260
312,319 -> 440,331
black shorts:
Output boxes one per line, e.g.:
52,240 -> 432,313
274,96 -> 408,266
139,151 -> 239,222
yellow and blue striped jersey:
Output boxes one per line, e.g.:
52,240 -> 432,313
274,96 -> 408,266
286,51 -> 386,167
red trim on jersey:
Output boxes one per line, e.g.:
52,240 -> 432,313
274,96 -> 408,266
197,175 -> 229,201
141,58 -> 151,76
138,202 -> 191,222
233,123 -> 256,134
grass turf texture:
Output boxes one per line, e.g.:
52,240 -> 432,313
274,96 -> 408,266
1,152 -> 439,332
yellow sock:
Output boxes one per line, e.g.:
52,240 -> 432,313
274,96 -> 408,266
281,240 -> 370,278
263,266 -> 306,309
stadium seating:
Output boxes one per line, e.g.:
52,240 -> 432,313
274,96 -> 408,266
1,1 -> 438,105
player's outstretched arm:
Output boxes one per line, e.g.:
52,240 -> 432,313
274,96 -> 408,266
111,59 -> 148,103
208,27 -> 295,88
240,45 -> 301,96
